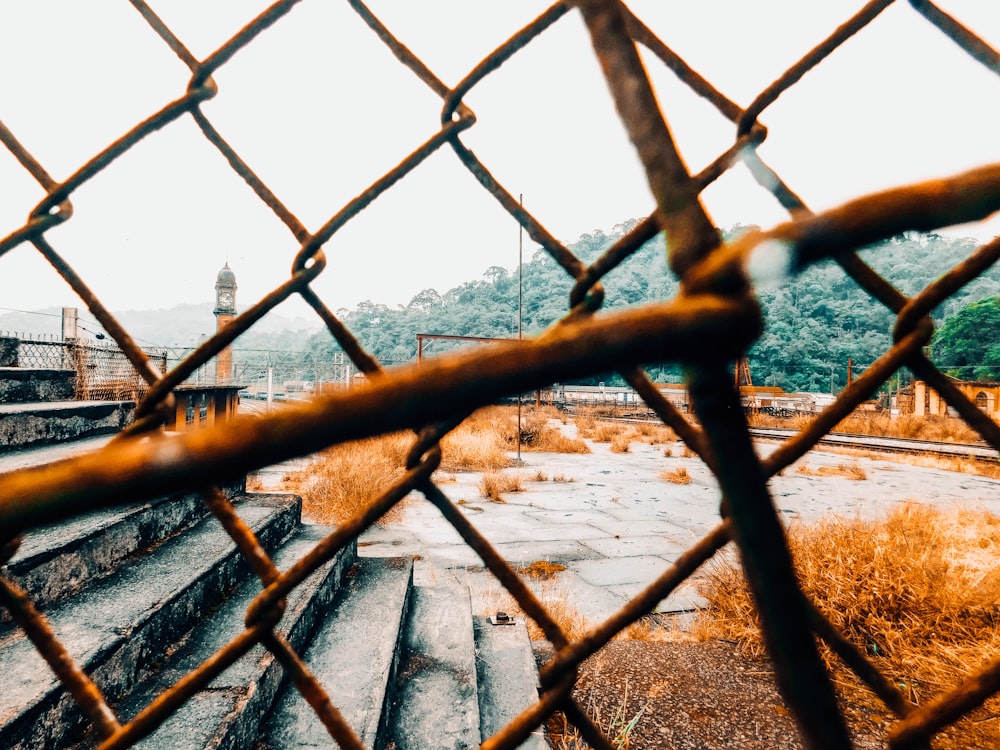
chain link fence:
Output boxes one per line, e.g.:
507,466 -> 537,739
1,332 -> 166,402
1,1 -> 999,748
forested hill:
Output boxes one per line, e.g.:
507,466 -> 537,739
306,224 -> 1000,393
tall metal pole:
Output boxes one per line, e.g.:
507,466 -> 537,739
517,194 -> 523,463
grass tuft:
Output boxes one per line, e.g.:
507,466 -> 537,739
609,434 -> 631,453
660,467 -> 691,485
479,471 -> 524,502
282,432 -> 412,525
520,560 -> 567,580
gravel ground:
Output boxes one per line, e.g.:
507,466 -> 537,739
537,637 -> 1000,749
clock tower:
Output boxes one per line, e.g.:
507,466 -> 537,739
214,263 -> 237,382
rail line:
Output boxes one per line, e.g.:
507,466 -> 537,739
596,412 -> 998,461
747,426 -> 997,461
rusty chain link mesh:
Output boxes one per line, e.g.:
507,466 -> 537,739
1,334 -> 167,402
1,1 -> 999,747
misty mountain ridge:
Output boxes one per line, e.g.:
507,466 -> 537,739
0,303 -> 320,349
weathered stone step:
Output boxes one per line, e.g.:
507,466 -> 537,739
0,434 -> 111,473
0,400 -> 134,450
3,491 -> 212,621
0,367 -> 75,403
261,555 -> 414,749
474,614 -> 546,749
0,493 -> 301,750
107,523 -> 355,750
385,585 -> 481,749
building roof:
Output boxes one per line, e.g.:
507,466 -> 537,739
216,262 -> 236,285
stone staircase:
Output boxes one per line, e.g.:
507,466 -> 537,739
0,363 -> 545,749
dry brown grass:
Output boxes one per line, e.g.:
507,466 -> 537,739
753,410 -> 982,444
609,434 -> 631,453
478,586 -> 588,643
552,473 -> 575,483
284,432 -> 413,525
497,406 -> 591,454
479,471 -> 524,502
590,423 -> 625,443
660,467 -> 691,485
439,407 -> 516,472
696,503 -> 1000,699
837,412 -> 981,443
796,462 -> 868,480
519,560 -> 567,580
630,421 -> 678,445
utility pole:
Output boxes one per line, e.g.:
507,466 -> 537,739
517,193 -> 523,464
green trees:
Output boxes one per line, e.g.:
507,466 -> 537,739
305,224 -> 997,391
934,296 -> 1000,381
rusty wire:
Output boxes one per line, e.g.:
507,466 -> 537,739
1,1 -> 1000,748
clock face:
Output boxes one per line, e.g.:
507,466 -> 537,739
219,291 -> 233,307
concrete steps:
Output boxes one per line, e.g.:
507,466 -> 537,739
261,555 -> 415,749
2,490 -> 210,621
0,400 -> 134,450
1,479 -> 545,749
114,524 -> 355,750
0,493 -> 302,750
385,585 -> 481,749
263,565 -> 544,750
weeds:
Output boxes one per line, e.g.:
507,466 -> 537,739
610,434 -> 631,453
479,471 -> 524,502
547,680 -> 645,750
439,408 -> 515,472
519,560 -> 567,580
696,503 -> 1000,695
660,467 -> 691,485
283,432 -> 412,525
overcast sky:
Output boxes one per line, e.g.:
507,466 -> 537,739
2,1 -> 998,334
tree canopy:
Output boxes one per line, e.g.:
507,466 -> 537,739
304,225 -> 999,392
933,296 -> 1000,381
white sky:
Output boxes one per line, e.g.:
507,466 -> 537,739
1,1 -> 998,327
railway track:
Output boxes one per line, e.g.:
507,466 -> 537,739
747,427 -> 997,460
591,411 -> 998,461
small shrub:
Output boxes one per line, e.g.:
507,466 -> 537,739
552,473 -> 575,483
660,467 -> 691,485
519,560 -> 567,580
479,471 -> 524,501
284,432 -> 412,525
531,470 -> 548,482
440,408 -> 515,471
609,434 -> 631,453
591,423 -> 623,443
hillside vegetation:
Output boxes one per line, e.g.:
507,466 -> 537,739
306,224 -> 999,393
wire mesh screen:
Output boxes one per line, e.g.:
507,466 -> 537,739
0,333 -> 166,402
1,1 -> 999,748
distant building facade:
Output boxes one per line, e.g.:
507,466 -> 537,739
913,379 -> 1000,421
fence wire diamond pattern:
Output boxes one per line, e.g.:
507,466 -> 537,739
2,1 -> 1000,748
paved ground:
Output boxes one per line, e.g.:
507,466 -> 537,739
337,428 -> 1000,625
